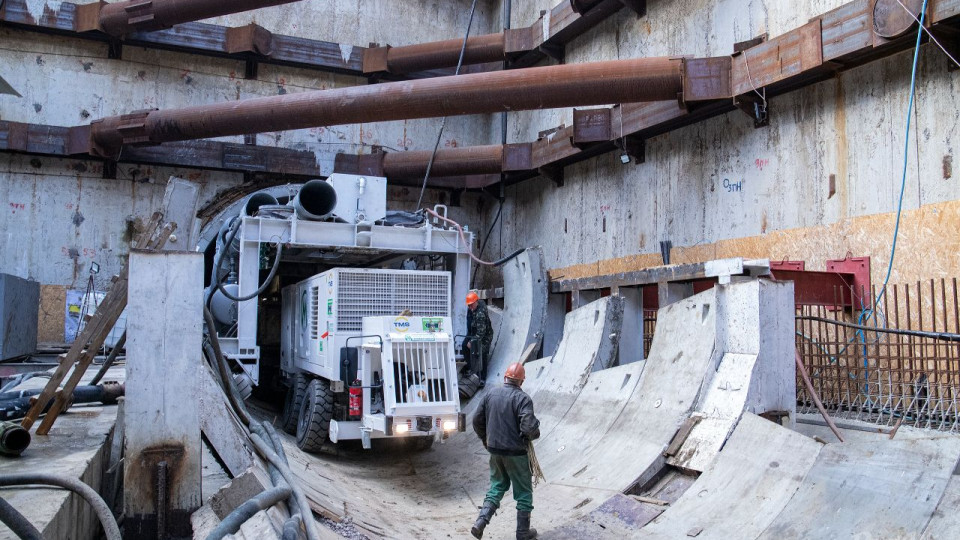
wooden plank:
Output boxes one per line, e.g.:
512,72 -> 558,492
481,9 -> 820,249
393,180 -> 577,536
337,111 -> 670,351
124,250 -> 205,537
662,415 -> 702,457
199,365 -> 253,477
34,221 -> 173,435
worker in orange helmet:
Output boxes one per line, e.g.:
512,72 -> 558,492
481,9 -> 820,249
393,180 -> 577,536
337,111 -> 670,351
471,362 -> 540,539
465,291 -> 493,388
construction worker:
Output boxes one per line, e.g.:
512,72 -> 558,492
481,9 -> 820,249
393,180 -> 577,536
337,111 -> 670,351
471,362 -> 540,540
466,291 -> 493,386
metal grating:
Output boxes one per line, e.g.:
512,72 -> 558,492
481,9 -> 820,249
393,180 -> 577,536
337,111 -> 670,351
310,286 -> 319,339
390,340 -> 453,405
336,271 -> 450,332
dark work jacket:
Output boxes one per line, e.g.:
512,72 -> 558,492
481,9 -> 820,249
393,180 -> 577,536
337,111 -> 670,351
473,382 -> 540,456
467,300 -> 494,348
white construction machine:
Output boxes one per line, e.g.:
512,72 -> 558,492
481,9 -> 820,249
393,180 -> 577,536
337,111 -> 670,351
204,174 -> 471,451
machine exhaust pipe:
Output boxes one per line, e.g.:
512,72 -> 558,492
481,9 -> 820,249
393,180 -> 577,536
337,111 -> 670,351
243,192 -> 280,217
293,180 -> 338,221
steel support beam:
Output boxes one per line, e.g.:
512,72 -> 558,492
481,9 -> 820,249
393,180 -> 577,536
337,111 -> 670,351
86,57 -> 685,157
84,0 -> 302,36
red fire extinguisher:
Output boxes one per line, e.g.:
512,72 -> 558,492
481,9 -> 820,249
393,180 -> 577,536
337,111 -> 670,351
348,381 -> 362,419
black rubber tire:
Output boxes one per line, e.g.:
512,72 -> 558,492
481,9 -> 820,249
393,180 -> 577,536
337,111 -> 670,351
280,372 -> 309,435
296,378 -> 334,452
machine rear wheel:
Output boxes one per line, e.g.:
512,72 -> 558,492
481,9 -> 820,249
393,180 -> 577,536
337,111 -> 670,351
296,378 -> 334,452
281,372 -> 308,434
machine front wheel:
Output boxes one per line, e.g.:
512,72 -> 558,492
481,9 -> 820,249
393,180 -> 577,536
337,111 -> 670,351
280,371 -> 308,435
296,378 -> 334,452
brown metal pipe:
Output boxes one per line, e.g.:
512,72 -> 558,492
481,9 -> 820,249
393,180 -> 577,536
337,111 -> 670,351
379,33 -> 506,74
90,57 -> 683,154
383,145 -> 504,180
98,0 -> 302,36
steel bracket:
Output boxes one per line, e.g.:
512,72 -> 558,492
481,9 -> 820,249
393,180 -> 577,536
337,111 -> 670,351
538,164 -> 564,187
538,42 -> 564,63
615,136 -> 645,164
73,1 -> 105,32
734,94 -> 769,128
825,255 -> 871,307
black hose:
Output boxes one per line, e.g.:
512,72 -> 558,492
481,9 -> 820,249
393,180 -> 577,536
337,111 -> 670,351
0,495 -> 42,540
209,218 -> 283,307
90,331 -> 126,386
472,200 -> 504,288
205,485 -> 292,540
492,248 -> 525,267
0,473 -> 121,540
282,514 -> 302,540
796,316 -> 960,342
248,433 -> 322,540
202,311 -> 317,540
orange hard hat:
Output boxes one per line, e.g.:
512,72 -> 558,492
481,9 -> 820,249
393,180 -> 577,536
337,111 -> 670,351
465,292 -> 479,305
504,362 -> 525,382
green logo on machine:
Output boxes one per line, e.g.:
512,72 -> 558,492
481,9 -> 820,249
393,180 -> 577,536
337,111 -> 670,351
300,290 -> 308,327
327,299 -> 333,315
422,318 -> 443,332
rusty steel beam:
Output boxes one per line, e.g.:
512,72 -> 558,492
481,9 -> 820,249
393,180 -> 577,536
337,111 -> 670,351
86,57 -> 686,157
83,0 -> 302,36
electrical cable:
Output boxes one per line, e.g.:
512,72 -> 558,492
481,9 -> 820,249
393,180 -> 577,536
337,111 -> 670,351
856,0 -> 930,390
797,316 -> 960,342
415,0 -> 480,210
424,208 -> 524,267
0,473 -> 121,540
471,200 -> 504,287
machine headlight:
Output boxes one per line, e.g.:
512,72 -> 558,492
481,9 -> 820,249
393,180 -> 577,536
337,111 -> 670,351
395,423 -> 409,434
443,420 -> 457,431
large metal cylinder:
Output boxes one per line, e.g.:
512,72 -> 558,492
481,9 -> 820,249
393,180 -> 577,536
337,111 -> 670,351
90,57 -> 683,152
293,180 -> 338,220
99,0 -> 303,36
380,33 -> 506,74
383,145 -> 504,179
243,192 -> 280,217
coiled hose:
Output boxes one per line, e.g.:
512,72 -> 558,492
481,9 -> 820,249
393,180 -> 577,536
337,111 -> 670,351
205,485 -> 292,540
0,473 -> 121,540
203,307 -> 321,540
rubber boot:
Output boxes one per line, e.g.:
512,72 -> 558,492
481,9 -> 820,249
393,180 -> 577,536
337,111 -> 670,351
471,502 -> 496,539
516,510 -> 537,540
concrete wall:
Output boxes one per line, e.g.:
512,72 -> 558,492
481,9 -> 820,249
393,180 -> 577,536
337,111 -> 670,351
0,0 -> 498,288
487,0 -> 960,287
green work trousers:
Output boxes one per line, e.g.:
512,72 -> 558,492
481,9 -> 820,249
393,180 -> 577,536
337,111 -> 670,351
484,453 -> 534,512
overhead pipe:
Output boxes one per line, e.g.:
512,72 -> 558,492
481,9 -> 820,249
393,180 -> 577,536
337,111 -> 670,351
88,57 -> 684,156
96,0 -> 303,37
364,33 -> 506,75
